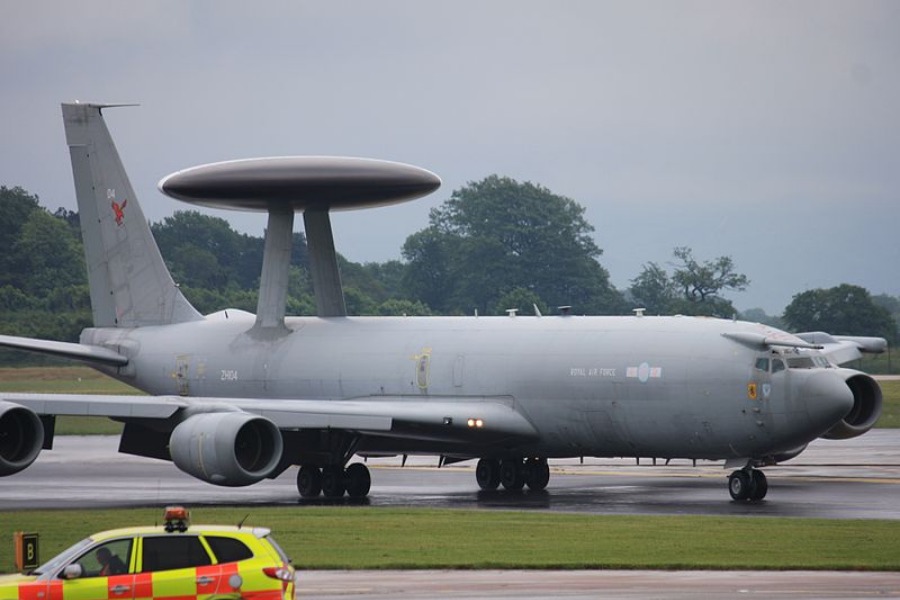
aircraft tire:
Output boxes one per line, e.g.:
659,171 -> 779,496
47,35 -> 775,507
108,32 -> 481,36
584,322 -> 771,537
344,463 -> 371,498
297,465 -> 323,498
475,458 -> 500,490
500,459 -> 525,491
322,466 -> 346,498
728,470 -> 752,501
749,469 -> 768,501
525,458 -> 550,491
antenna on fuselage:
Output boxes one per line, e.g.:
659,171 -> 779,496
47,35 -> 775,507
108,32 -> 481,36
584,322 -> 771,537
159,157 -> 440,329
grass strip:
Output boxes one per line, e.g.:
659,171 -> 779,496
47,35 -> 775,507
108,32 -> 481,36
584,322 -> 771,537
1,507 -> 898,573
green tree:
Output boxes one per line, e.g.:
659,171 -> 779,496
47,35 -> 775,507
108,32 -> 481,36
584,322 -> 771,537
629,262 -> 678,315
402,175 -> 625,315
338,257 -> 392,306
153,211 -> 249,290
361,260 -> 407,300
13,209 -> 85,296
739,308 -> 785,329
783,284 -> 897,342
401,227 -> 456,313
492,287 -> 548,316
376,298 -> 432,316
0,186 -> 42,287
628,248 -> 748,317
344,286 -> 377,315
670,247 -> 748,316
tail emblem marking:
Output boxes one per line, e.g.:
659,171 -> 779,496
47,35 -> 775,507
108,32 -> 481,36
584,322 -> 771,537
112,199 -> 128,226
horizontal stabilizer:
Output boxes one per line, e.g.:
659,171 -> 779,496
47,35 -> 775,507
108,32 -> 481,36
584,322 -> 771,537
0,334 -> 128,366
796,332 -> 888,365
722,332 -> 822,350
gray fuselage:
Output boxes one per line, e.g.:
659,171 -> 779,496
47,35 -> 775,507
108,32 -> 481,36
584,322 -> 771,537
84,313 -> 850,462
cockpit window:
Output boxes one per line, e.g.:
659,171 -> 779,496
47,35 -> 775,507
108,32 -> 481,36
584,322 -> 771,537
814,356 -> 832,368
787,356 -> 816,369
772,359 -> 786,373
754,358 -> 770,372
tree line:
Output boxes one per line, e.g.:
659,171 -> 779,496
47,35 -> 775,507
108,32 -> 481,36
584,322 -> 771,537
1,181 -> 896,365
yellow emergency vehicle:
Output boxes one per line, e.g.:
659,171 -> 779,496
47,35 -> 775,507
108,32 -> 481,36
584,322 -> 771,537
0,507 -> 295,600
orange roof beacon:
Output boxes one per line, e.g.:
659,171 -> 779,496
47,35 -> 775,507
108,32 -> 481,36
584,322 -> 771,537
0,507 -> 295,600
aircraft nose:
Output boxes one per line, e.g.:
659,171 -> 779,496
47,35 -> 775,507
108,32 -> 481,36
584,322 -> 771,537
801,370 -> 854,427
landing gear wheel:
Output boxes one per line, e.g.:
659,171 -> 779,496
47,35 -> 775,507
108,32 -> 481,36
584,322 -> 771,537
344,463 -> 371,498
524,458 -> 550,491
749,469 -> 768,501
728,470 -> 752,501
297,465 -> 322,498
500,459 -> 525,491
321,466 -> 346,498
475,458 -> 500,490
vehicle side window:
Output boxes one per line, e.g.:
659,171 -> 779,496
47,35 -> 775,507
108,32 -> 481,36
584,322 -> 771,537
754,358 -> 770,372
141,536 -> 212,572
74,539 -> 132,578
772,359 -> 786,373
205,536 -> 253,563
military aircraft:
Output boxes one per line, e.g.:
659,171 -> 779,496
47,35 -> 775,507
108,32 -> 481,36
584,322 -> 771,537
0,103 -> 886,501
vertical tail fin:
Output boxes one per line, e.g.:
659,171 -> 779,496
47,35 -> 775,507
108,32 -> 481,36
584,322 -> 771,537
62,102 -> 202,327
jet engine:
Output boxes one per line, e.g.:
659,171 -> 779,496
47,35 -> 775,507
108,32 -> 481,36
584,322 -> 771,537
169,411 -> 284,486
0,400 -> 44,476
767,444 -> 808,464
821,370 -> 883,440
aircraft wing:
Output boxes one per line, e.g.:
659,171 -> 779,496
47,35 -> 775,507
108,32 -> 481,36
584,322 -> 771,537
0,334 -> 128,366
0,393 -> 179,419
1,393 -> 539,444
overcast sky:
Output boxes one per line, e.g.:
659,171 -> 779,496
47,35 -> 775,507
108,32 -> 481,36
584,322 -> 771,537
2,1 -> 898,314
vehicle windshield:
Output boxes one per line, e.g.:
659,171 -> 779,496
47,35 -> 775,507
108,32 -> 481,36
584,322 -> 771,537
30,537 -> 94,577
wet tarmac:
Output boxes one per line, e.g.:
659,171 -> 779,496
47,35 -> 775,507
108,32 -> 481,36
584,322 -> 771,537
294,569 -> 900,599
2,430 -> 899,519
4,431 -> 900,598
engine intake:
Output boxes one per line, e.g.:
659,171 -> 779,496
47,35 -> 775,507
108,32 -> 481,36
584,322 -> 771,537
822,370 -> 883,440
0,401 -> 44,476
169,411 -> 283,486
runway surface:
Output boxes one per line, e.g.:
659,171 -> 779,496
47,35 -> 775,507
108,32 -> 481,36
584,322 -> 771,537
4,431 -> 900,598
3,430 -> 900,519
294,570 -> 900,599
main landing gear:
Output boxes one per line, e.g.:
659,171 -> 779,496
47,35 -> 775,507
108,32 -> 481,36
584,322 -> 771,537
476,457 -> 550,491
728,468 -> 768,501
296,463 -> 371,499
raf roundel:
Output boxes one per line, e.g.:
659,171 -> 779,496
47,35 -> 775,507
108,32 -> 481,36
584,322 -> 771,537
158,156 -> 441,212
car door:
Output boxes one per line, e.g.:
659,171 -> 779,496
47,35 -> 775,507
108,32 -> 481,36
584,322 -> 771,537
62,538 -> 135,600
138,535 -> 217,600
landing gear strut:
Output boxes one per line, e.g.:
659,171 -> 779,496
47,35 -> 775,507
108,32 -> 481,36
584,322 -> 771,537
476,457 -> 550,491
296,462 -> 371,499
728,468 -> 768,501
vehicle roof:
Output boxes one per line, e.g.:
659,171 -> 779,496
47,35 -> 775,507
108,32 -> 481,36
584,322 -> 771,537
89,525 -> 271,542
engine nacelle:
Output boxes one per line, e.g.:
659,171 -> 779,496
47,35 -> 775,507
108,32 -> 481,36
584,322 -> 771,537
0,400 -> 44,476
821,370 -> 883,440
169,411 -> 283,486
765,444 -> 808,465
